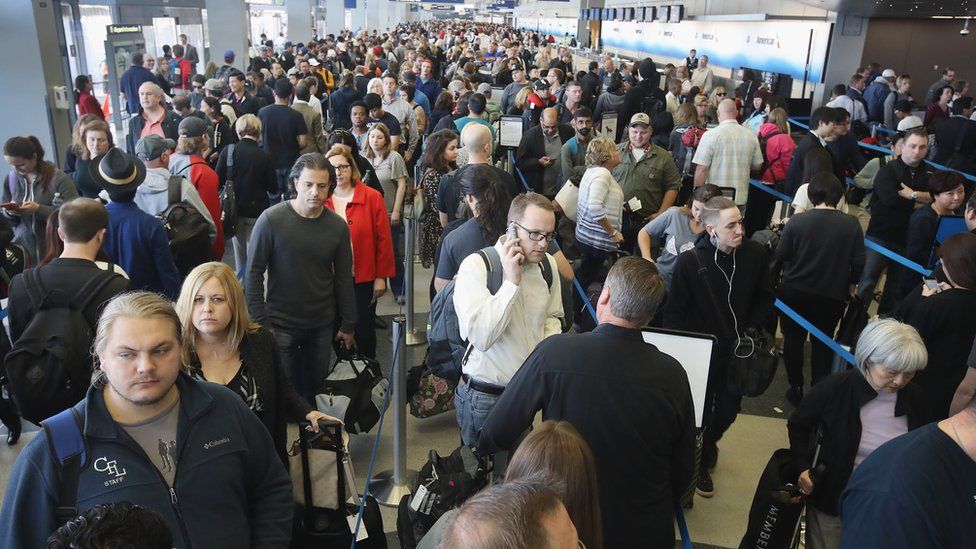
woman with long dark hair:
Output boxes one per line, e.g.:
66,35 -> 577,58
417,129 -> 459,268
74,74 -> 104,121
2,136 -> 79,262
432,164 -> 510,293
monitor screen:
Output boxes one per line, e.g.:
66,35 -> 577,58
643,6 -> 655,22
669,5 -> 684,23
657,6 -> 670,22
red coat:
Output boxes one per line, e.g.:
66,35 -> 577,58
76,90 -> 104,120
171,57 -> 192,90
758,122 -> 796,184
180,155 -> 224,259
325,183 -> 394,283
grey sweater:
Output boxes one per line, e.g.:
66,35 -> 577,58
3,168 -> 79,262
245,201 -> 356,332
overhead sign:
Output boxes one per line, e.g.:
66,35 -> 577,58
107,24 -> 142,35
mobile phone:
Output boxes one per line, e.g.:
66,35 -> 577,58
506,221 -> 518,243
0,202 -> 18,209
923,278 -> 939,291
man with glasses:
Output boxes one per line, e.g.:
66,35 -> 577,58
516,107 -> 574,199
453,193 -> 563,457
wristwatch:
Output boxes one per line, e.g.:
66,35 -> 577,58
911,191 -> 919,201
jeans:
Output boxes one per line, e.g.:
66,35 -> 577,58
454,376 -> 502,447
856,238 -> 903,314
271,168 -> 293,204
232,216 -> 257,278
574,241 -> 611,324
272,324 -> 335,403
390,220 -> 405,298
779,288 -> 846,389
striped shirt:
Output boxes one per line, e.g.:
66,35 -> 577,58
576,166 -> 624,251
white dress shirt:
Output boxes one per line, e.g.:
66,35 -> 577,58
453,243 -> 563,386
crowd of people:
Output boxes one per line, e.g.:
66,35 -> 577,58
1,19 -> 975,549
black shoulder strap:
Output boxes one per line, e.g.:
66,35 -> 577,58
42,407 -> 86,527
72,270 -> 123,313
167,175 -> 182,207
22,267 -> 47,311
539,254 -> 554,290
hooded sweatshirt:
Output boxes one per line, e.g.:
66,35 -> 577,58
757,122 -> 796,184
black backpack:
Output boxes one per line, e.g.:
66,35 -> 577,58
4,268 -> 119,424
396,445 -> 489,549
157,174 -> 214,277
757,130 -> 784,183
639,90 -> 667,120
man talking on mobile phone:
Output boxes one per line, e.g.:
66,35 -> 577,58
452,193 -> 564,470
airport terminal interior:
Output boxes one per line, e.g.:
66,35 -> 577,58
2,0 -> 976,548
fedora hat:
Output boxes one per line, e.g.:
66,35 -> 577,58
89,148 -> 146,194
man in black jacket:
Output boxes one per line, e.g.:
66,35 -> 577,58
826,109 -> 868,184
479,257 -> 695,549
932,97 -> 976,174
616,58 -> 666,143
857,129 -> 933,313
225,70 -> 263,117
665,196 -> 774,498
783,106 -> 843,197
126,82 -> 181,154
579,61 -> 601,109
515,108 -> 574,198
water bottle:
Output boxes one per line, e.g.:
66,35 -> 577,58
52,192 -> 63,209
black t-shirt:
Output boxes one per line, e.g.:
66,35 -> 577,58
435,164 -> 518,224
257,104 -> 308,168
367,112 -> 401,137
839,423 -> 976,548
866,159 -> 930,246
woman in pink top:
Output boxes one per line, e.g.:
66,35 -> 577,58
743,108 -> 796,237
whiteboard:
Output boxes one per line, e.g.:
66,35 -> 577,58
641,328 -> 715,428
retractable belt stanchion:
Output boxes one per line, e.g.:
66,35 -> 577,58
369,316 -> 416,507
403,161 -> 427,346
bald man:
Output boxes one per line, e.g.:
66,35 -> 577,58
515,107 -> 574,198
437,124 -> 519,227
126,82 -> 182,154
692,99 -> 763,207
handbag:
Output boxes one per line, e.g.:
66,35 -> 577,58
315,348 -> 389,434
692,250 -> 779,397
219,144 -> 238,238
835,296 -> 869,349
554,179 -> 579,223
409,366 -> 455,419
289,420 -> 387,549
738,449 -> 806,549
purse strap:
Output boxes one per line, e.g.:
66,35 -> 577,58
297,423 -> 317,526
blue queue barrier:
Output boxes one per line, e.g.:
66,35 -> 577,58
788,117 -> 976,183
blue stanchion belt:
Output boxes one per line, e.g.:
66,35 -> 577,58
775,299 -> 855,366
864,237 -> 932,276
0,308 -> 6,321
788,117 -> 976,183
748,179 -> 793,202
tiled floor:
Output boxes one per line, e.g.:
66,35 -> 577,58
0,261 -> 810,549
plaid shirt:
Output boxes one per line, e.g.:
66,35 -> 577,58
692,119 -> 763,205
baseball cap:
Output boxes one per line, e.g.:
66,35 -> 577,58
629,113 -> 651,127
897,115 -> 923,132
881,69 -> 897,78
533,79 -> 550,91
476,82 -> 492,95
223,50 -> 235,60
178,116 -> 209,138
204,78 -> 224,92
287,67 -> 300,76
364,93 -> 383,110
309,57 -> 320,67
134,134 -> 175,161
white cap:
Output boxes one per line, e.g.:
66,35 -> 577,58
881,69 -> 897,78
897,115 -> 923,132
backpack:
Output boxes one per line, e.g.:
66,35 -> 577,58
681,124 -> 708,149
396,445 -> 489,549
4,269 -> 119,424
157,173 -> 214,277
426,246 -> 553,385
219,145 -> 238,238
639,90 -> 667,120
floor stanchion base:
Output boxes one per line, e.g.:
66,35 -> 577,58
368,469 -> 418,507
405,329 -> 427,346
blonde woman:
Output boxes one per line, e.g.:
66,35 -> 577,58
363,123 -> 409,301
176,262 -> 336,463
575,137 -> 624,293
707,86 -> 728,122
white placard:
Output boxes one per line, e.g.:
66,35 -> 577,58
601,111 -> 618,141
499,115 -> 524,148
641,328 -> 715,428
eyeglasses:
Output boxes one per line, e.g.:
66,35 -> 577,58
332,164 -> 352,170
513,221 -> 556,242
716,92 -> 726,96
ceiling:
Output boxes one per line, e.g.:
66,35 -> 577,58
797,0 -> 976,18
